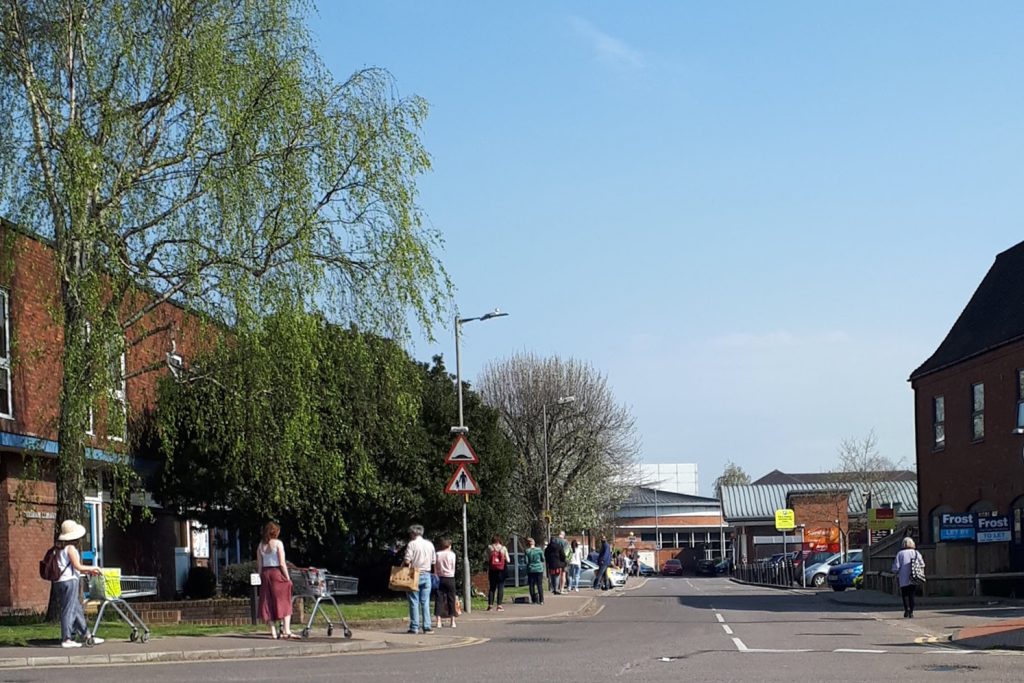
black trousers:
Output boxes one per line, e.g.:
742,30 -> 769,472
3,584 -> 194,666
900,584 -> 916,614
436,576 -> 457,618
487,568 -> 505,606
528,572 -> 544,603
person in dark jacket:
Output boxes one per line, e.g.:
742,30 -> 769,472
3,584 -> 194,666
593,536 -> 612,590
544,536 -> 566,595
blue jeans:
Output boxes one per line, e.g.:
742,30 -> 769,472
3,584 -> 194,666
407,572 -> 432,632
55,578 -> 88,641
567,564 -> 581,590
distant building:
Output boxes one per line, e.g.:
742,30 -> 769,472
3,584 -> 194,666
613,486 -> 727,570
639,463 -> 699,496
752,469 -> 917,486
910,239 -> 1024,571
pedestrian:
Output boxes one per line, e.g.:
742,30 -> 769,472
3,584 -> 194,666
49,520 -> 104,648
567,539 -> 584,591
257,521 -> 297,639
593,536 -> 612,590
545,536 -> 566,595
558,531 -> 570,593
434,538 -> 457,628
403,524 -> 436,633
524,537 -> 545,605
892,537 -> 924,618
587,547 -> 600,564
486,534 -> 510,611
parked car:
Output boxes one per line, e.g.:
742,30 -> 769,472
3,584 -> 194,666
695,558 -> 730,576
660,559 -> 684,576
636,561 -> 656,577
804,550 -> 861,588
579,558 -> 626,587
826,556 -> 864,591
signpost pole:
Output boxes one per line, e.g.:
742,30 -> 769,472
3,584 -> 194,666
454,316 -> 472,614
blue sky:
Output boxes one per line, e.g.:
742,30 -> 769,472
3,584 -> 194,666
311,2 -> 1024,495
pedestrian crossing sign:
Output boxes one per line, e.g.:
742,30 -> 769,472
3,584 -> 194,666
445,464 -> 480,495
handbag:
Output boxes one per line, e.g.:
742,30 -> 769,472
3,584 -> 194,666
910,551 -> 926,584
389,565 -> 420,592
455,596 -> 463,616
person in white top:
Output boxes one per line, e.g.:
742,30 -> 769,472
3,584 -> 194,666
402,525 -> 436,634
567,539 -> 584,592
50,519 -> 104,648
433,538 -> 458,628
256,521 -> 295,639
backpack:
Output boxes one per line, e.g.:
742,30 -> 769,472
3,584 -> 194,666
489,546 -> 506,571
39,545 -> 66,582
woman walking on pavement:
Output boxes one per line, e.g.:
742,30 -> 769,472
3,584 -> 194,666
50,520 -> 105,648
257,521 -> 296,638
524,537 -> 546,605
486,535 -> 510,611
892,537 -> 924,618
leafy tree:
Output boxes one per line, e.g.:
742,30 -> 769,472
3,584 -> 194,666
0,0 -> 449,532
477,353 -> 640,541
714,461 -> 751,499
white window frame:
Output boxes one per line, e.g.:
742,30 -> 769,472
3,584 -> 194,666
0,287 -> 11,420
108,351 -> 126,442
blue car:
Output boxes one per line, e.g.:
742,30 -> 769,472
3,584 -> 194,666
826,557 -> 864,591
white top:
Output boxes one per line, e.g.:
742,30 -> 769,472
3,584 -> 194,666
57,547 -> 79,583
436,549 -> 457,578
259,540 -> 283,567
404,536 -> 437,572
569,546 -> 584,566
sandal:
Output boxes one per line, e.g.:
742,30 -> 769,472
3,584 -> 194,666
282,632 -> 302,640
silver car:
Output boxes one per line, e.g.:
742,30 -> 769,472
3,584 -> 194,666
804,549 -> 861,587
579,558 -> 626,588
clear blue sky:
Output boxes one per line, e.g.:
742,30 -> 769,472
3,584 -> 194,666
311,2 -> 1024,495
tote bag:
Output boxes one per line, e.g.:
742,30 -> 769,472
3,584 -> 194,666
910,552 -> 926,585
389,565 -> 420,592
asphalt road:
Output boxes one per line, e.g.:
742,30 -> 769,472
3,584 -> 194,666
19,578 -> 1024,682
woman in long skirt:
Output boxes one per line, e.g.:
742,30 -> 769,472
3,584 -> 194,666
434,538 -> 458,628
257,521 -> 296,638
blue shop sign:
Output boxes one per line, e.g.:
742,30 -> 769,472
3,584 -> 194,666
939,512 -> 976,541
976,515 -> 1012,543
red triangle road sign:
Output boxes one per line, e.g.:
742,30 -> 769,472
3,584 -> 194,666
445,434 -> 479,464
445,464 -> 480,495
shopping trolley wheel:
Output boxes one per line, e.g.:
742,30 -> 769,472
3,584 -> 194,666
343,629 -> 352,639
140,631 -> 150,644
301,627 -> 310,639
84,635 -> 95,648
129,629 -> 138,642
326,625 -> 334,637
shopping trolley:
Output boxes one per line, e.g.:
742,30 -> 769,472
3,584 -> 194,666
288,568 -> 357,639
84,569 -> 158,645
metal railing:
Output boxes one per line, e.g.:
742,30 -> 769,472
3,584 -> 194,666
863,570 -> 1024,598
734,560 -> 801,587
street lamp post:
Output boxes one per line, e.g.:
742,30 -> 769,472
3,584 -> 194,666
542,395 -> 576,541
453,308 -> 507,615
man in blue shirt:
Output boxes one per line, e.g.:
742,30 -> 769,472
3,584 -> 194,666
593,536 -> 612,590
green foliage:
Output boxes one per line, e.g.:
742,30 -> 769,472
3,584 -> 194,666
184,566 -> 217,599
220,561 -> 259,598
0,0 -> 450,528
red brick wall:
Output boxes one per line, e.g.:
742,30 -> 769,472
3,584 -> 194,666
0,459 -> 57,609
912,339 -> 1024,544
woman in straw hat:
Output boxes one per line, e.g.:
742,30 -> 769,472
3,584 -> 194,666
52,519 -> 103,648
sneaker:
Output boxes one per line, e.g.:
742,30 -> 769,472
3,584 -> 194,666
90,636 -> 105,645
422,628 -> 433,634
61,640 -> 82,649
405,629 -> 418,634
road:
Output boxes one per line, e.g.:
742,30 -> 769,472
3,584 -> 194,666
24,577 -> 1024,681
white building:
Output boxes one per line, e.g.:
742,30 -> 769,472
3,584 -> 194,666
639,463 -> 699,496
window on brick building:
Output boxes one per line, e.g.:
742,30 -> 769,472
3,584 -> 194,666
933,395 -> 945,449
108,350 -> 126,442
0,287 -> 11,419
971,383 -> 984,441
1016,370 -> 1024,431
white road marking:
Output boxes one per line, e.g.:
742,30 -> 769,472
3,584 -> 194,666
715,613 -> 725,623
722,624 -> 733,635
833,648 -> 885,653
732,637 -> 747,651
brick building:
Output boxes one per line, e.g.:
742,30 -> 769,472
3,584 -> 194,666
612,487 -> 729,570
910,239 -> 1024,571
0,221 -> 234,610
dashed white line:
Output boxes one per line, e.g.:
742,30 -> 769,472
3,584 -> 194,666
715,613 -> 725,623
834,648 -> 885,653
732,637 -> 748,652
722,624 -> 734,635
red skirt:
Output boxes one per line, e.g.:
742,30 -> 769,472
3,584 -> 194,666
258,567 -> 293,621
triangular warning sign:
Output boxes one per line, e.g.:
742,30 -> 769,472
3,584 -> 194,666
445,464 -> 480,495
445,434 -> 479,464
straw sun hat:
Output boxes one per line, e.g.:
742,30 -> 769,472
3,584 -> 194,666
57,519 -> 87,542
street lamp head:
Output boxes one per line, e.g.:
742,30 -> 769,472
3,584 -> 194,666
557,395 -> 576,405
450,426 -> 469,434
480,308 -> 508,321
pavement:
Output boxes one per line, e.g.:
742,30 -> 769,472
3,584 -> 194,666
0,588 -> 600,668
